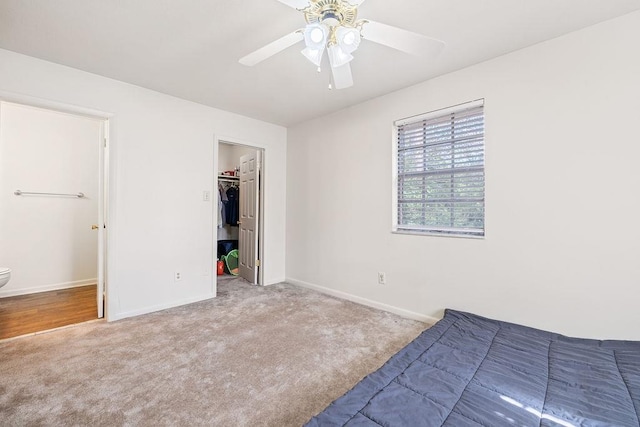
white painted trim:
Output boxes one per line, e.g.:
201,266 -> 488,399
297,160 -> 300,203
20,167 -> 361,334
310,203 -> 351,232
0,279 -> 97,298
0,89 -> 114,119
213,135 -> 267,287
212,135 -> 219,297
0,319 -> 103,343
0,90 -> 116,322
97,119 -> 107,319
110,292 -> 216,322
264,277 -> 286,286
286,278 -> 440,324
394,98 -> 484,127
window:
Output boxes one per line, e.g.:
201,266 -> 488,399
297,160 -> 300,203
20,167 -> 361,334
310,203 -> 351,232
393,100 -> 485,237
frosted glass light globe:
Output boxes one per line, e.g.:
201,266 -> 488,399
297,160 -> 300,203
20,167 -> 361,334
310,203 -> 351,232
343,31 -> 356,46
310,27 -> 325,44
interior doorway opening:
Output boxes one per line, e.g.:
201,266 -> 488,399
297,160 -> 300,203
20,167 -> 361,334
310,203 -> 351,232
215,140 -> 264,287
0,98 -> 109,339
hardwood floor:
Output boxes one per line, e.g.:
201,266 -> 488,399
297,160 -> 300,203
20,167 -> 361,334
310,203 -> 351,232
0,285 -> 98,340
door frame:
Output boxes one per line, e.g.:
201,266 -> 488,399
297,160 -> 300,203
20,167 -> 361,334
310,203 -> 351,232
213,136 -> 266,289
0,90 -> 113,320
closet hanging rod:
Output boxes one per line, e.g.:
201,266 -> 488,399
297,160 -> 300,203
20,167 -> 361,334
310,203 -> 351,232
14,190 -> 85,198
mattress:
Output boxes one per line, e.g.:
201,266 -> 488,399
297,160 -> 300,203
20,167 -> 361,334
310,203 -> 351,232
306,309 -> 640,426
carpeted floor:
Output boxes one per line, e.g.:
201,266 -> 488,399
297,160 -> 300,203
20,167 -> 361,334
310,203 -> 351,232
0,277 -> 427,426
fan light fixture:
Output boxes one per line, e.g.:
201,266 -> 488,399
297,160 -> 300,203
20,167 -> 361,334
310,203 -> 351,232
336,26 -> 360,53
305,23 -> 328,45
238,0 -> 446,90
300,0 -> 362,73
301,23 -> 329,66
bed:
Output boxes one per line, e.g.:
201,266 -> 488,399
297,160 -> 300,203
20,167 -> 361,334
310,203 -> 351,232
306,309 -> 640,426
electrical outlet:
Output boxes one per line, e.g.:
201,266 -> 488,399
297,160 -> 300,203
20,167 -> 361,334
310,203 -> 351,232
378,272 -> 386,285
175,271 -> 182,281
203,191 -> 211,202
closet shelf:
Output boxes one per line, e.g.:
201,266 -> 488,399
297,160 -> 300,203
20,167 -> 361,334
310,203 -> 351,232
218,175 -> 239,181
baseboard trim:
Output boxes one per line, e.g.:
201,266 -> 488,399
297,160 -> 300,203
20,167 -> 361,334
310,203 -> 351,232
0,278 -> 97,298
110,292 -> 216,322
264,277 -> 286,286
286,278 -> 439,324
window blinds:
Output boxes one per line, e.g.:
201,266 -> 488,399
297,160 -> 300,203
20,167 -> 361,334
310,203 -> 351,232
395,101 -> 485,236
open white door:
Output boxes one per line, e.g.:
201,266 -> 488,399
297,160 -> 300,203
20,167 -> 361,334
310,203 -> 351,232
96,120 -> 108,318
238,150 -> 260,284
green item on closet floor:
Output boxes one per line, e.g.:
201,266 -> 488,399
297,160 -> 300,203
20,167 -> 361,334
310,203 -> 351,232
224,249 -> 239,276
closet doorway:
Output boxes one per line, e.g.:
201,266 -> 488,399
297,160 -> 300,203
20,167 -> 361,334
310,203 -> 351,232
216,141 -> 264,286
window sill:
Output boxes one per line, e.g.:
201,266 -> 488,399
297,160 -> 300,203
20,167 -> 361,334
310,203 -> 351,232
391,230 -> 485,240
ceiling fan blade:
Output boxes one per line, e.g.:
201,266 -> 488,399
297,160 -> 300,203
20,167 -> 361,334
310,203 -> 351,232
239,31 -> 304,66
276,0 -> 311,9
361,20 -> 445,57
331,63 -> 353,89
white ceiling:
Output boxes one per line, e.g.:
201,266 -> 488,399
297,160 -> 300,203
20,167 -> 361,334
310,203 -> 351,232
1,0 -> 639,126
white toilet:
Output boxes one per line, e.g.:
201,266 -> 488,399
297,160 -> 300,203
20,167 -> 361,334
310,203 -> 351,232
0,268 -> 11,289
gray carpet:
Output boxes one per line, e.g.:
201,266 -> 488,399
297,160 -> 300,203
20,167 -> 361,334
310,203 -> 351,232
0,277 -> 427,426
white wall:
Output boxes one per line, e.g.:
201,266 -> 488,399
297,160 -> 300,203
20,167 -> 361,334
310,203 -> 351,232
0,102 -> 100,297
0,48 -> 287,321
218,142 -> 256,175
286,11 -> 640,340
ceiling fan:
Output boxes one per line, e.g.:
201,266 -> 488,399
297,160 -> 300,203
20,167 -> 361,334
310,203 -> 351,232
239,0 -> 445,89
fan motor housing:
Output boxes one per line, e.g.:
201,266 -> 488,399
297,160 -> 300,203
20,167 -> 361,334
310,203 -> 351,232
304,0 -> 358,27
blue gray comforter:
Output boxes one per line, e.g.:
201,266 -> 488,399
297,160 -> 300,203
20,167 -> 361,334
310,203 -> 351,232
306,309 -> 640,426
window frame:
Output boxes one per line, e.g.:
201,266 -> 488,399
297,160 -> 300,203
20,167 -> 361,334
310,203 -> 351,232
392,99 -> 485,239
